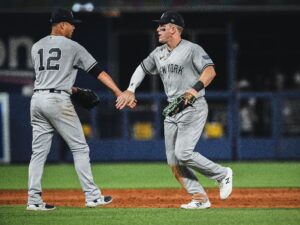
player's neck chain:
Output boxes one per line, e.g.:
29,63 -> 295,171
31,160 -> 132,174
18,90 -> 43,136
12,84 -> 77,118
167,39 -> 182,52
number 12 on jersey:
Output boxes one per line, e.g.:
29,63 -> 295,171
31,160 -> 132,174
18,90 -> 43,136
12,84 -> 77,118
37,48 -> 61,71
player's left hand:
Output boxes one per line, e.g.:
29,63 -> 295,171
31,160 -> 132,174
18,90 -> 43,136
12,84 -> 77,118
71,87 -> 100,109
116,90 -> 137,109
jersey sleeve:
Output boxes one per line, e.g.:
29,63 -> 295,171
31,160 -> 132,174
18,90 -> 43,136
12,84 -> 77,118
31,43 -> 40,73
141,48 -> 159,75
73,42 -> 98,72
192,44 -> 214,75
31,45 -> 36,68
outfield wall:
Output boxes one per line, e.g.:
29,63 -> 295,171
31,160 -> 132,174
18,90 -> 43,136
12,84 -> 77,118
6,92 -> 300,163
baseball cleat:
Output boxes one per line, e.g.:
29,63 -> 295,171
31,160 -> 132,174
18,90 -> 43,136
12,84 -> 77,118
180,200 -> 211,209
218,167 -> 233,200
26,202 -> 56,211
86,195 -> 113,208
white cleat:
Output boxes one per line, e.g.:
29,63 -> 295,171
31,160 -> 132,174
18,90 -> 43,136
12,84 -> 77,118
180,200 -> 211,209
86,195 -> 113,208
219,167 -> 233,200
26,202 -> 56,211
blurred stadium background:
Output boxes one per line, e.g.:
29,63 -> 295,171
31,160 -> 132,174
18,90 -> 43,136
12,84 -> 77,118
0,0 -> 300,163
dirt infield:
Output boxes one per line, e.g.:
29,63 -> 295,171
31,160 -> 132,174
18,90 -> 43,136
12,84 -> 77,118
1,188 -> 300,208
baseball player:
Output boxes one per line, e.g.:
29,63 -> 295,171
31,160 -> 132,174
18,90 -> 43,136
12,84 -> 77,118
116,11 -> 233,209
27,8 -> 132,210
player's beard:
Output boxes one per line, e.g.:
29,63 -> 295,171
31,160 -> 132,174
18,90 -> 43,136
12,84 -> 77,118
66,26 -> 74,39
67,31 -> 73,39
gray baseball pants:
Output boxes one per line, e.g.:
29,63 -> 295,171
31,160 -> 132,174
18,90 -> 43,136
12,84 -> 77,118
164,97 -> 227,197
28,91 -> 100,205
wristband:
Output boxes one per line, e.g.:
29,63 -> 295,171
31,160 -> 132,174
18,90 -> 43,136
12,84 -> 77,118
192,80 -> 204,92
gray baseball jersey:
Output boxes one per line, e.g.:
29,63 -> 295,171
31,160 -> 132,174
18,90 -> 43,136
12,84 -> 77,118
28,35 -> 102,205
141,39 -> 214,101
31,35 -> 97,90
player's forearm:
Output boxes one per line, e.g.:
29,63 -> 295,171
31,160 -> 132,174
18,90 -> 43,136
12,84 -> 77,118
199,66 -> 216,87
97,71 -> 122,96
127,65 -> 146,92
189,66 -> 216,94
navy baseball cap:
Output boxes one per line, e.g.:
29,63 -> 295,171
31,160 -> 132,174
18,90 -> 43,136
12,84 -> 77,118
50,8 -> 81,24
153,11 -> 185,28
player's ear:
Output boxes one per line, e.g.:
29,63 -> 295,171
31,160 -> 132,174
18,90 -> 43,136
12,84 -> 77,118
59,22 -> 66,30
170,25 -> 177,34
57,22 -> 63,30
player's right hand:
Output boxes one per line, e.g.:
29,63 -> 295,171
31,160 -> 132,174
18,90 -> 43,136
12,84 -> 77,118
116,90 -> 137,109
184,88 -> 198,105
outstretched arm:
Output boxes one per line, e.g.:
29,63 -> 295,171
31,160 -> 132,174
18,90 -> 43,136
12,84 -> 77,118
116,65 -> 146,109
97,71 -> 122,97
97,71 -> 137,108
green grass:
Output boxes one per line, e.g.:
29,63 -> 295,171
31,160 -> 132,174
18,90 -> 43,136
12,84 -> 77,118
0,206 -> 299,225
0,162 -> 299,225
0,162 -> 299,189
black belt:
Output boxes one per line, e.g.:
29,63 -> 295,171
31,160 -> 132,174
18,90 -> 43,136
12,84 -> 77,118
34,89 -> 62,93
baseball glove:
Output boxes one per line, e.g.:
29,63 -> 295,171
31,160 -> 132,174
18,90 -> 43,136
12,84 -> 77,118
162,93 -> 196,117
71,87 -> 100,109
